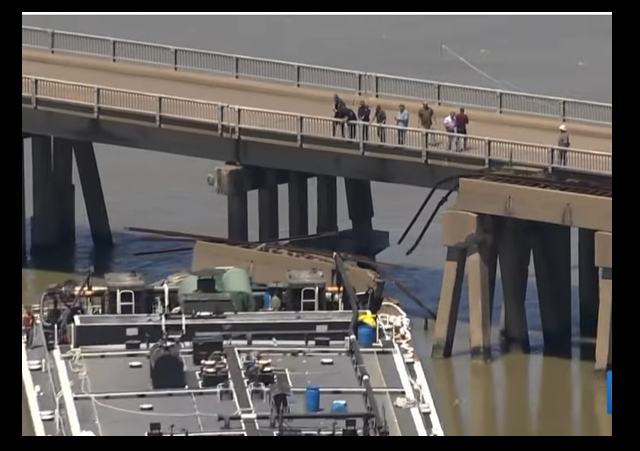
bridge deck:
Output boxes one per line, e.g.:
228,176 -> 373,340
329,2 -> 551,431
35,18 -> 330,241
22,52 -> 612,153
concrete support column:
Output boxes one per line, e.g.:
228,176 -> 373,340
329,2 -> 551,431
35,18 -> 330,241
31,135 -> 57,250
288,172 -> 309,237
317,175 -> 337,233
227,194 -> 248,242
432,210 -> 496,361
531,222 -> 572,357
344,179 -> 375,256
22,136 -> 28,261
497,218 -> 531,353
73,141 -> 113,248
594,231 -> 612,374
579,229 -> 600,338
52,138 -> 75,245
258,169 -> 279,241
466,215 -> 495,361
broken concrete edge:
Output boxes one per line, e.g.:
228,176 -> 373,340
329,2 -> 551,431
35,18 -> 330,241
211,165 -> 313,195
191,240 -> 380,293
22,49 -> 612,141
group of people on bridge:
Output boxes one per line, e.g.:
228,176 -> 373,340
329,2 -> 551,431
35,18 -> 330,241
331,94 -> 573,166
331,94 -> 471,151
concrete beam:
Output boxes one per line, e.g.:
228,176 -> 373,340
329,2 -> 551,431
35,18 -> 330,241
23,108 -> 477,189
595,231 -> 612,268
209,165 -> 311,195
455,178 -> 612,232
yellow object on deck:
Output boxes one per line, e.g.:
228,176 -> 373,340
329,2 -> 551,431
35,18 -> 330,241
358,311 -> 377,328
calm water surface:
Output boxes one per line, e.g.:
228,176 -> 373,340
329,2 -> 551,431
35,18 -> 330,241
21,15 -> 612,436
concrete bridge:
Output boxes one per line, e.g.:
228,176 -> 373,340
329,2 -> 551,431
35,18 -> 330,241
21,27 -> 612,372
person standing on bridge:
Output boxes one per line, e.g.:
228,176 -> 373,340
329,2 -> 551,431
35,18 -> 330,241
443,111 -> 457,151
455,108 -> 470,152
339,106 -> 358,140
333,94 -> 347,137
395,104 -> 410,146
374,105 -> 387,143
23,307 -> 35,348
419,102 -> 435,148
557,124 -> 571,166
358,101 -> 372,142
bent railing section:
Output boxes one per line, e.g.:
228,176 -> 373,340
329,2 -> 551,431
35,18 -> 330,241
22,26 -> 612,125
22,76 -> 612,177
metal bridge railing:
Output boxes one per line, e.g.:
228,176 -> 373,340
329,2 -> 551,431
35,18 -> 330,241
22,76 -> 613,177
22,26 -> 613,126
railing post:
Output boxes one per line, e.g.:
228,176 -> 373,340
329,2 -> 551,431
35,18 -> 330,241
436,84 -> 442,106
485,139 -> 492,168
295,65 -> 301,87
559,100 -> 567,122
373,74 -> 379,98
357,73 -> 363,96
234,57 -> 240,79
548,147 -> 555,173
218,105 -> 225,137
297,115 -> 304,147
359,122 -> 365,156
496,92 -> 503,114
49,29 -> 55,54
236,108 -> 242,138
156,96 -> 163,127
31,78 -> 38,109
93,87 -> 100,118
172,48 -> 178,71
422,130 -> 428,163
110,39 -> 117,62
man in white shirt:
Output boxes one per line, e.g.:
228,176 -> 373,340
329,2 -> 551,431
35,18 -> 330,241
395,104 -> 410,146
443,112 -> 456,151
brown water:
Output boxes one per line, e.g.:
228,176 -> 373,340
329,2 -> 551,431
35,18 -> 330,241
21,15 -> 612,436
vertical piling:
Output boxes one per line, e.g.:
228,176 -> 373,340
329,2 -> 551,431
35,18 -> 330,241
228,193 -> 249,242
579,229 -> 600,338
52,138 -> 75,245
344,179 -> 375,256
73,141 -> 112,248
258,169 -> 279,241
531,222 -> 572,357
288,172 -> 309,237
498,218 -> 531,353
31,135 -> 56,250
317,175 -> 337,233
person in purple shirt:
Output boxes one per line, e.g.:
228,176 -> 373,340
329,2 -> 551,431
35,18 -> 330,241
455,108 -> 469,151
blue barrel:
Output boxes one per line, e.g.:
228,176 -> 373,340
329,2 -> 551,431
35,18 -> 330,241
331,400 -> 348,413
358,324 -> 375,347
306,385 -> 321,412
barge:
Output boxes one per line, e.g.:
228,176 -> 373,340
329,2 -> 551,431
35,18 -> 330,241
22,245 -> 443,436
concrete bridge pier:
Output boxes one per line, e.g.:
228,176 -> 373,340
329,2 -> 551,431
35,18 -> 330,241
227,192 -> 249,242
317,175 -> 338,234
497,218 -> 531,354
344,179 -> 375,257
288,171 -> 309,237
432,211 -> 496,361
594,231 -> 612,374
52,138 -> 75,245
579,229 -> 600,338
258,169 -> 280,241
531,222 -> 573,357
30,135 -> 57,251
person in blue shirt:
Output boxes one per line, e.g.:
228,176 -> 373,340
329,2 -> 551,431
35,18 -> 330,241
395,104 -> 410,146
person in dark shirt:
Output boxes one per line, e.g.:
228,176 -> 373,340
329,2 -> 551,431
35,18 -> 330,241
455,108 -> 470,151
333,94 -> 347,137
374,105 -> 387,143
358,101 -> 372,142
419,102 -> 435,148
338,107 -> 358,139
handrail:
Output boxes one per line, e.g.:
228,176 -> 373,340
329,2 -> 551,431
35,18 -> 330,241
22,26 -> 612,125
21,75 -> 613,177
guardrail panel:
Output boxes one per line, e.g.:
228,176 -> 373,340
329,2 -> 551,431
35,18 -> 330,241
176,49 -> 235,75
115,41 -> 175,66
100,87 -> 156,112
21,26 -> 612,125
38,78 -> 95,104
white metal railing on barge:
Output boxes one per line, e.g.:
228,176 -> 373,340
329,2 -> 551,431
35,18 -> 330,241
22,26 -> 612,125
22,76 -> 613,177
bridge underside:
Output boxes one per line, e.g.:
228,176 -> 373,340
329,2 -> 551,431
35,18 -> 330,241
432,209 -> 612,373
